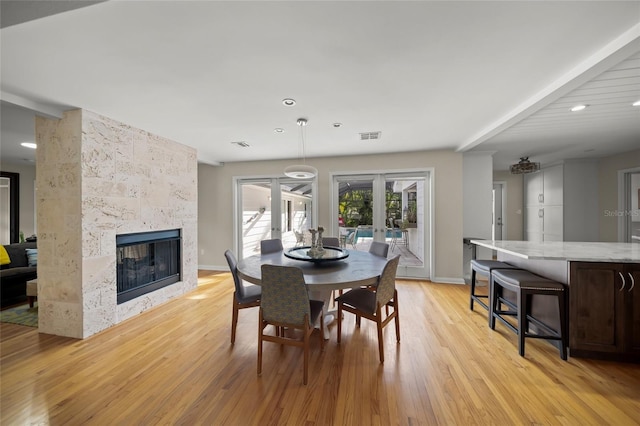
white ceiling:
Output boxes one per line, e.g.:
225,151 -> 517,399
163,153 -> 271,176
1,1 -> 639,170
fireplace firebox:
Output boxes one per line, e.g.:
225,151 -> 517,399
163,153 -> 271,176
116,229 -> 181,304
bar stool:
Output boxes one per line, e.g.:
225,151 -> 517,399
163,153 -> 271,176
490,269 -> 568,360
469,260 -> 518,312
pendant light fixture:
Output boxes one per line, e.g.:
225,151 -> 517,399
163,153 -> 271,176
284,117 -> 318,179
510,157 -> 540,174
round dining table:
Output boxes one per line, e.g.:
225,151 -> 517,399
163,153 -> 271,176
237,248 -> 389,339
236,248 -> 388,291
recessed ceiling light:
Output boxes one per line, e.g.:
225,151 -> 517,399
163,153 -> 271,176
282,98 -> 296,106
21,142 -> 37,149
333,123 -> 342,128
633,100 -> 640,107
274,128 -> 285,133
570,104 -> 587,112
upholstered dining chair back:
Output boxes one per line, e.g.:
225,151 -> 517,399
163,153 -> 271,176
260,238 -> 283,254
375,255 -> 400,306
225,249 -> 245,299
225,249 -> 262,344
321,237 -> 340,247
260,264 -> 311,326
345,231 -> 357,248
369,241 -> 389,258
335,254 -> 401,363
258,264 -> 324,384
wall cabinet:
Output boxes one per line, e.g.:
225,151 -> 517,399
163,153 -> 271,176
524,165 -> 563,241
524,161 -> 598,242
569,262 -> 640,362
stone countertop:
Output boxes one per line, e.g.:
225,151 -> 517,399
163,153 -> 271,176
470,240 -> 640,263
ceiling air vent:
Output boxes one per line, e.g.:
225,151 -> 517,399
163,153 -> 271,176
359,131 -> 381,141
231,141 -> 250,148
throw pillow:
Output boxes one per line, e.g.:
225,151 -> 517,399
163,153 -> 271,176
25,248 -> 38,267
0,245 -> 10,265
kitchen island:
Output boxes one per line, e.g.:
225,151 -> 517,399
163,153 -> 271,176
471,240 -> 640,362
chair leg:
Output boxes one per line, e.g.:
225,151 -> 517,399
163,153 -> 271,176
489,278 -> 498,329
303,323 -> 310,385
518,289 -> 526,357
332,289 -> 343,308
337,302 -> 342,344
231,294 -> 239,344
257,312 -> 263,376
470,269 -> 477,310
558,290 -> 568,361
393,291 -> 400,342
376,306 -> 385,363
319,312 -> 325,349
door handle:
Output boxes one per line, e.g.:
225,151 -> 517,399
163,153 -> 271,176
628,272 -> 635,292
618,272 -> 626,291
538,209 -> 544,218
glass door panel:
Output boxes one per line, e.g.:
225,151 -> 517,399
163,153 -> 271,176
334,171 -> 430,279
237,178 -> 314,259
385,174 -> 428,278
278,179 -> 314,250
335,176 -> 375,249
238,180 -> 274,258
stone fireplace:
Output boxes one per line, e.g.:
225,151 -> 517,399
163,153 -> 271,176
116,229 -> 181,304
36,109 -> 197,338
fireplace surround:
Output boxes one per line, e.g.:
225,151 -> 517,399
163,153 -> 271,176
116,229 -> 181,304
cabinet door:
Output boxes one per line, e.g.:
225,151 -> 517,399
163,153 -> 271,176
525,206 -> 543,241
543,205 -> 563,241
625,264 -> 640,356
542,164 -> 564,205
569,262 -> 626,354
525,171 -> 543,206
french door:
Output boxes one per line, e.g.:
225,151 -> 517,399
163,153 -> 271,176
331,171 -> 431,279
235,177 -> 316,259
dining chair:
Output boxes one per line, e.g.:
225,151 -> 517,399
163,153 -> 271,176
369,241 -> 389,258
345,231 -> 357,249
260,238 -> 283,254
293,230 -> 306,247
322,237 -> 340,247
224,250 -> 262,344
336,255 -> 401,363
387,217 -> 399,250
258,264 -> 325,385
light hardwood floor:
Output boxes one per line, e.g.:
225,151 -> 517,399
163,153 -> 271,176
2,272 -> 639,425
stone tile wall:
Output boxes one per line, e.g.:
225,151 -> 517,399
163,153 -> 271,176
36,109 -> 197,338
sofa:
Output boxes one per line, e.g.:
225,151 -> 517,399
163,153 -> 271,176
1,242 -> 37,307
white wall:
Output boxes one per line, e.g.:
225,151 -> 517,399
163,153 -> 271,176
599,149 -> 640,241
564,159 -> 599,242
463,152 -> 494,259
198,149 -> 464,282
